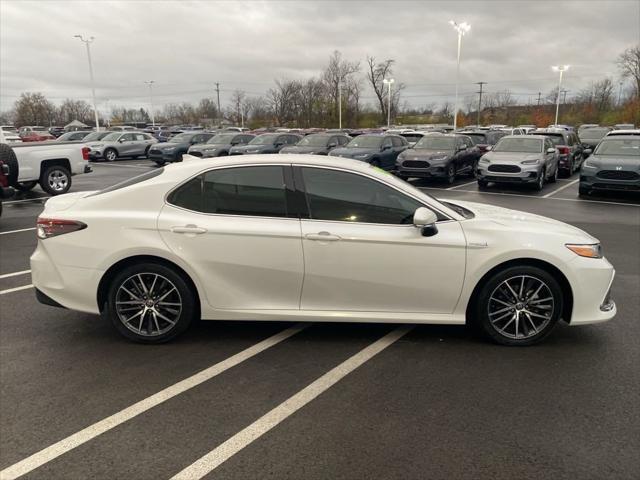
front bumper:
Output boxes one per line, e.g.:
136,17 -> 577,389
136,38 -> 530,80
580,170 -> 640,192
396,163 -> 448,178
477,163 -> 541,184
148,150 -> 179,162
567,255 -> 616,325
88,149 -> 104,160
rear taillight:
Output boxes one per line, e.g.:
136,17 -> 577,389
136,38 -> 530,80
82,147 -> 90,161
557,146 -> 570,155
37,218 -> 87,239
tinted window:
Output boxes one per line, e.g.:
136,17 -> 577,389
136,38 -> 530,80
391,137 -> 404,147
338,136 -> 350,145
134,133 -> 146,141
462,137 -> 474,148
301,168 -> 422,224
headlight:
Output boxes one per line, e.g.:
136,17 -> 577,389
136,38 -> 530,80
521,159 -> 540,165
164,147 -> 175,152
583,160 -> 597,168
91,144 -> 103,148
354,153 -> 370,159
566,243 -> 602,258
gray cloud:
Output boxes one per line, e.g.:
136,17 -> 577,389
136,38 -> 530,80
1,0 -> 639,113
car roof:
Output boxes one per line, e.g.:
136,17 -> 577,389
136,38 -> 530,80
500,134 -> 542,140
530,128 -> 568,135
606,129 -> 640,135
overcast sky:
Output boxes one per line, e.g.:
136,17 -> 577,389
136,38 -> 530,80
1,0 -> 639,114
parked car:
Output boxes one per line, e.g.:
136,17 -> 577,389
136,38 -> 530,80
579,127 -> 613,155
499,128 -> 527,136
605,129 -> 640,137
547,124 -> 574,131
395,134 -> 479,183
528,128 -> 584,175
148,132 -> 216,165
328,134 -> 408,170
463,130 -> 509,154
0,130 -> 92,195
579,135 -> 640,196
280,133 -> 350,155
48,126 -> 65,138
108,126 -> 138,132
31,154 -> 616,346
19,126 -> 55,142
229,133 -> 302,155
187,133 -> 255,158
476,135 -> 559,191
0,147 -> 16,216
0,126 -> 22,143
399,131 -> 429,146
86,132 -> 157,162
81,131 -> 113,143
517,125 -> 537,133
613,124 -> 635,130
56,131 -> 92,142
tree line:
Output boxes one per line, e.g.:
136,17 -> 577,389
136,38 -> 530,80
2,46 -> 638,129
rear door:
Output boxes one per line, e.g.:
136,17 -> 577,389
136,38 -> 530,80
158,164 -> 304,310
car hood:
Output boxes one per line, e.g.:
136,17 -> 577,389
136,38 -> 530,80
231,144 -> 270,152
280,145 -> 322,154
586,154 -> 640,169
447,199 -> 596,242
154,142 -> 186,149
400,149 -> 452,161
330,147 -> 376,157
482,151 -> 542,163
190,144 -> 228,151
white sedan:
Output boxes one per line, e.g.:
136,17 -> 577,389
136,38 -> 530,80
30,154 -> 616,345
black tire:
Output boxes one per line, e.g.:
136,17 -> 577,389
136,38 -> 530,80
478,179 -> 489,189
578,185 -> 591,197
39,164 -> 71,195
473,265 -> 563,346
15,181 -> 38,192
105,262 -> 196,343
446,163 -> 456,184
534,168 -> 545,191
104,148 -> 118,162
154,161 -> 165,167
144,146 -> 151,158
0,143 -> 19,186
548,164 -> 558,183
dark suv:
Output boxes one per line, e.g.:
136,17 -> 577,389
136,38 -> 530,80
229,133 -> 302,155
579,135 -> 640,196
529,128 -> 584,175
328,134 -> 409,170
395,134 -> 480,183
280,133 -> 351,155
463,130 -> 509,154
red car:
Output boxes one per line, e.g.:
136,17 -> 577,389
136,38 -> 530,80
18,126 -> 55,142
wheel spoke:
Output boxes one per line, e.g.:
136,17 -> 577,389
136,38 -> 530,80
121,286 -> 141,301
154,310 -> 176,326
504,281 -> 520,301
529,296 -> 552,305
524,313 -> 538,333
490,297 -> 512,307
137,274 -> 149,295
489,305 -> 513,316
152,311 -> 161,333
490,311 -> 513,324
124,309 -> 144,325
157,287 -> 177,303
525,310 -> 550,320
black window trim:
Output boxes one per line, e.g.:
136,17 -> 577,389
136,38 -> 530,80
164,163 -> 301,220
292,164 -> 453,226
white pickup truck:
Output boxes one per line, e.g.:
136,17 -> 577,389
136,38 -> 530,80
0,130 -> 92,195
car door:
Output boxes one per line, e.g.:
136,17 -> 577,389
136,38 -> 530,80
391,137 -> 408,168
158,165 -> 304,310
119,133 -> 136,155
296,166 -> 466,313
132,133 -> 148,155
543,138 -> 557,171
461,136 -> 478,170
378,137 -> 394,169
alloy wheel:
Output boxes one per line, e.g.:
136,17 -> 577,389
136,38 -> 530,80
487,275 -> 555,340
47,170 -> 69,193
115,273 -> 183,337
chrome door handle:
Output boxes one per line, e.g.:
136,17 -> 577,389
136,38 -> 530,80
305,231 -> 341,241
171,225 -> 207,234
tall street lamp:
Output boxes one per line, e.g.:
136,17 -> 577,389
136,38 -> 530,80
551,65 -> 570,126
338,79 -> 342,129
383,78 -> 395,128
74,35 -> 100,131
449,20 -> 470,131
145,80 -> 155,127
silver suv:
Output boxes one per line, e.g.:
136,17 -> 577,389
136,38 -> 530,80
86,132 -> 157,161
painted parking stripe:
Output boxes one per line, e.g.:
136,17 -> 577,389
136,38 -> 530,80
0,324 -> 308,480
170,325 -> 413,480
0,284 -> 33,295
0,270 -> 31,279
542,179 -> 579,198
446,180 -> 477,191
0,227 -> 36,235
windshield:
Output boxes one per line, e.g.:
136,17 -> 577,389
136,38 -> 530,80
83,132 -> 109,142
580,128 -> 610,140
594,139 -> 640,156
249,134 -> 279,145
207,133 -> 237,145
493,138 -> 542,153
298,135 -> 331,146
1,126 -> 17,133
102,132 -> 121,141
414,136 -> 456,150
170,133 -> 194,143
465,134 -> 487,145
346,136 -> 384,148
530,133 -> 565,146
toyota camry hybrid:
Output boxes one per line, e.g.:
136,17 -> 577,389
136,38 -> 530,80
30,154 -> 616,346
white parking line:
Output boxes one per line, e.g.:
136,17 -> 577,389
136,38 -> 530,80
0,324 -> 308,480
0,227 -> 36,235
542,179 -> 579,198
170,325 -> 413,480
446,180 -> 477,191
0,284 -> 33,295
0,270 -> 31,279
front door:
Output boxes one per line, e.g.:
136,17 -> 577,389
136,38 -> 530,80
158,165 -> 304,310
296,166 -> 466,313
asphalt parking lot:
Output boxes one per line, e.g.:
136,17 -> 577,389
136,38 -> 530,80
1,159 -> 639,479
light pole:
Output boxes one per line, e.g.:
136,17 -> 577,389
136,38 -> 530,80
383,78 -> 395,128
74,35 -> 100,131
449,20 -> 470,131
338,79 -> 342,129
145,80 -> 155,127
551,65 -> 570,126
618,81 -> 623,105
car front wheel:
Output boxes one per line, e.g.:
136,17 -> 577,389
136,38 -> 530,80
474,266 -> 563,346
40,165 -> 71,195
106,263 -> 197,343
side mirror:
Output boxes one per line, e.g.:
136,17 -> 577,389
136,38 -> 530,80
381,144 -> 391,151
546,147 -> 556,154
118,138 -> 126,143
327,142 -> 337,148
485,145 -> 493,151
413,207 -> 438,237
458,145 -> 467,151
583,148 -> 592,155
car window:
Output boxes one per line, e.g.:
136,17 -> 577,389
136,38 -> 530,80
134,133 -> 146,141
122,133 -> 135,141
382,138 -> 393,149
337,136 -> 350,145
168,166 -> 288,218
391,137 -> 403,147
301,167 -> 423,225
463,137 -> 474,148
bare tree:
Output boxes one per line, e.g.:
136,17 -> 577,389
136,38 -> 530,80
617,45 -> 640,97
267,79 -> 299,125
366,56 -> 405,125
59,99 -> 93,125
322,51 -> 360,127
14,92 -> 56,126
230,90 -> 246,125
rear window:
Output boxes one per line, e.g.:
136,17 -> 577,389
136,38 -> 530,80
87,168 -> 164,197
530,133 -> 565,146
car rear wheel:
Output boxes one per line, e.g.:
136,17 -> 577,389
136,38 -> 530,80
15,181 -> 38,192
548,164 -> 558,183
106,263 -> 196,343
446,164 -> 456,184
534,168 -> 545,191
104,148 -> 118,162
474,266 -> 563,346
39,165 -> 71,195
